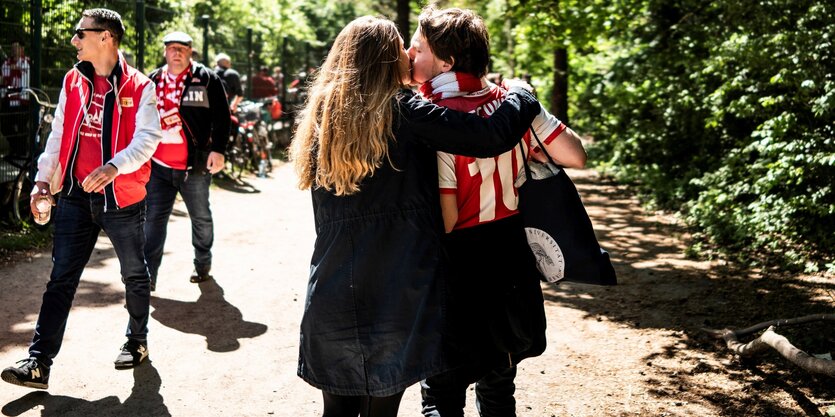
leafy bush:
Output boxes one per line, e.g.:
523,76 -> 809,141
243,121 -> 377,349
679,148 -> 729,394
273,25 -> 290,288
572,0 -> 834,271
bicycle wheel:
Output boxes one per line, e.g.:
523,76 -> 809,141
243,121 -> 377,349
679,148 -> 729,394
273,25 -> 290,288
255,125 -> 272,173
224,132 -> 246,180
12,168 -> 35,225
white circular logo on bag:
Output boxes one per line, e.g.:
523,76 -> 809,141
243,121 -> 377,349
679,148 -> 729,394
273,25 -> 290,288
525,227 -> 565,283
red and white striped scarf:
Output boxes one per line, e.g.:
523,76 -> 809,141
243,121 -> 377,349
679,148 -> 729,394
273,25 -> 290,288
418,71 -> 489,103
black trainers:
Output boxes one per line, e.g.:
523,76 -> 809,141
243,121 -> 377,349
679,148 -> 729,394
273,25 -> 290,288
1,358 -> 49,389
189,268 -> 212,283
114,340 -> 148,369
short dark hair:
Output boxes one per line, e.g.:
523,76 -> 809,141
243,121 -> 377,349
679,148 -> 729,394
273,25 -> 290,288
418,7 -> 490,78
82,8 -> 125,45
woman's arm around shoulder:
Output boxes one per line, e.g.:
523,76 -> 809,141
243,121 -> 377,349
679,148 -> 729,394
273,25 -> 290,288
399,87 -> 541,158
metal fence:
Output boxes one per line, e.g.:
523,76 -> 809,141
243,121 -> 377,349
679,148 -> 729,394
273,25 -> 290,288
0,0 -> 32,183
1,0 -> 177,183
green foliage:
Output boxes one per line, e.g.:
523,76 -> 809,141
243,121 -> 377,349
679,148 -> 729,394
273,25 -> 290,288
8,0 -> 831,272
465,0 -> 832,272
572,0 -> 835,271
0,225 -> 52,252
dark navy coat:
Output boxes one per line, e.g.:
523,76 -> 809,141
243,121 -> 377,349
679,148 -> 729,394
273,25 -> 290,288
297,88 -> 541,396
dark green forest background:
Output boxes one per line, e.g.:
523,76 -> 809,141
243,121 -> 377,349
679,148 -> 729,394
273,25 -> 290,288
3,0 -> 833,273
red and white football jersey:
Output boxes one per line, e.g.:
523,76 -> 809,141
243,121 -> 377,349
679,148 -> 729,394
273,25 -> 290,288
437,86 -> 565,230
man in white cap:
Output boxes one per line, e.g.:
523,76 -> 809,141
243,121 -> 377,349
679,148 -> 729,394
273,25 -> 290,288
144,31 -> 230,290
214,52 -> 243,112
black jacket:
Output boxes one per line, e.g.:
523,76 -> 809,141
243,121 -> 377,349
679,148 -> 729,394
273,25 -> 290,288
149,62 -> 230,172
297,88 -> 540,397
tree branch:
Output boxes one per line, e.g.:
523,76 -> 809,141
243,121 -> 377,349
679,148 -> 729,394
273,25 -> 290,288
704,314 -> 835,377
706,314 -> 835,338
720,326 -> 835,377
734,314 -> 835,337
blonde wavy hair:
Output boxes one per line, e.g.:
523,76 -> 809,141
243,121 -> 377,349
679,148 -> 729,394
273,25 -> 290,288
290,16 -> 407,196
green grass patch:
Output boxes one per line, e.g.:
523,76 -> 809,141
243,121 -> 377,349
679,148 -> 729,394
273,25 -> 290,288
0,225 -> 52,252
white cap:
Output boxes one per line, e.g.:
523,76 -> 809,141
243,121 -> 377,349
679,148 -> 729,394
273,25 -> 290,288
162,31 -> 193,46
215,53 -> 231,63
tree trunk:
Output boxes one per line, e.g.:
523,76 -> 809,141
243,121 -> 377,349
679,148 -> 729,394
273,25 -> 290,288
552,48 -> 568,123
396,0 -> 410,39
505,10 -> 514,77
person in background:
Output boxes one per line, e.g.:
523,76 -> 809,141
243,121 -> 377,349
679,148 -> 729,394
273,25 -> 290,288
409,7 -> 587,417
521,73 -> 536,97
0,8 -> 162,390
272,66 -> 285,101
290,15 -> 541,417
0,40 -> 32,158
214,52 -> 243,112
252,65 -> 278,99
144,31 -> 230,290
486,72 -> 503,86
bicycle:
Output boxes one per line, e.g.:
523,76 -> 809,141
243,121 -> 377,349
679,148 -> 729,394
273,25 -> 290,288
225,100 -> 271,178
225,114 -> 253,180
3,87 -> 56,225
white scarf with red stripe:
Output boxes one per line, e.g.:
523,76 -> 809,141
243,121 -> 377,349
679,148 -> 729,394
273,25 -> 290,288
418,71 -> 489,103
155,66 -> 190,144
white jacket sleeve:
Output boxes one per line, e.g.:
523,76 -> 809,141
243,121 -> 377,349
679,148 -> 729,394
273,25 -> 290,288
107,81 -> 162,174
34,76 -> 68,185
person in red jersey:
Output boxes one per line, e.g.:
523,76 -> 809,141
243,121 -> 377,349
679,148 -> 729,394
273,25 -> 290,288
145,31 -> 230,290
1,8 -> 162,390
291,16 -> 542,417
408,7 -> 587,417
0,40 -> 32,158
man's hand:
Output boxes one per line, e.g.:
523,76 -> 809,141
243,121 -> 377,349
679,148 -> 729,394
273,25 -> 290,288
81,163 -> 118,193
206,151 -> 225,174
30,181 -> 55,221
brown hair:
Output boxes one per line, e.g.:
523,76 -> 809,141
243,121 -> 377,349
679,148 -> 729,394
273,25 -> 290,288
289,16 -> 406,196
418,7 -> 490,78
82,8 -> 125,45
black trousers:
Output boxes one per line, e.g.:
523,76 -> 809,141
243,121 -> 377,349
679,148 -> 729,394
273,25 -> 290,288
321,391 -> 405,417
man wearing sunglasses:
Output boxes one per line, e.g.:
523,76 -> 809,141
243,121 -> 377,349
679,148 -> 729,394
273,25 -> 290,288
1,8 -> 162,390
144,31 -> 230,291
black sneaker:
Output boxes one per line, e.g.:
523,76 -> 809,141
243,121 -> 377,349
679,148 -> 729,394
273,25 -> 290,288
1,358 -> 49,389
189,268 -> 212,283
114,340 -> 148,369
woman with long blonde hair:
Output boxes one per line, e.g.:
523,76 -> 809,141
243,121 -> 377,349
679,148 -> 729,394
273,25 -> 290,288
291,16 -> 540,417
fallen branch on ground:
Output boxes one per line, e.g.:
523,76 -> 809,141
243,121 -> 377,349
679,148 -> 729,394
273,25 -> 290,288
705,314 -> 835,377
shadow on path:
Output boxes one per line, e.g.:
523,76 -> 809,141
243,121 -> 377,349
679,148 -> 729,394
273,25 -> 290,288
1,361 -> 169,417
542,170 -> 833,416
212,175 -> 261,194
0,245 -> 129,354
150,279 -> 268,352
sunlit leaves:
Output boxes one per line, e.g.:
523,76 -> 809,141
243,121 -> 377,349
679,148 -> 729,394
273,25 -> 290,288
566,0 -> 834,271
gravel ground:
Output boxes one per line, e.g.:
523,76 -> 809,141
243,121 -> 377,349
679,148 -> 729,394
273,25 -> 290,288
0,162 -> 830,416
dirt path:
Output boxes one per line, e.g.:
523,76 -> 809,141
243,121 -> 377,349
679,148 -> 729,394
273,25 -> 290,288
0,163 -> 831,416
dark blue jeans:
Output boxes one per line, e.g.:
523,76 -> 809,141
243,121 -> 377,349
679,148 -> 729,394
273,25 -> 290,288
29,191 -> 150,366
421,366 -> 518,417
144,162 -> 213,283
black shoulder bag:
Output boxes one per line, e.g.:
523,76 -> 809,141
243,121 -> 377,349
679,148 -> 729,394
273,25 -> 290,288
516,129 -> 617,286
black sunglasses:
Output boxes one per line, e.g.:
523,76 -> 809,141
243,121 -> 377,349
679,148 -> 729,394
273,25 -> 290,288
75,27 -> 107,39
